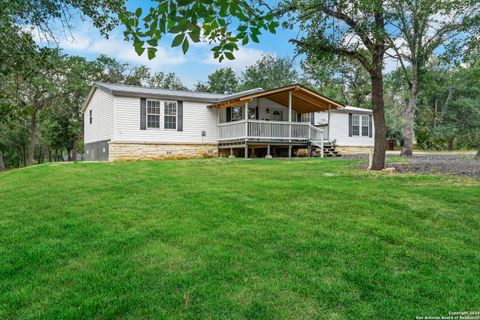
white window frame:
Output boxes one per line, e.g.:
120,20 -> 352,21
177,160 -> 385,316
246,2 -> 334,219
361,115 -> 369,136
231,106 -> 243,121
89,109 -> 92,124
146,99 -> 161,129
352,114 -> 360,136
163,101 -> 178,130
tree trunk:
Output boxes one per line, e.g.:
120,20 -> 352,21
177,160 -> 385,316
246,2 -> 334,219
447,139 -> 453,151
0,150 -> 5,171
370,66 -> 387,170
27,107 -> 38,166
476,146 -> 480,160
401,81 -> 419,156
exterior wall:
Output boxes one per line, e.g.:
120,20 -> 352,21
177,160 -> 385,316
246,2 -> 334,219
315,111 -> 374,147
109,142 -> 217,161
218,98 -> 301,123
84,88 -> 114,144
84,140 -> 110,161
113,96 -> 218,143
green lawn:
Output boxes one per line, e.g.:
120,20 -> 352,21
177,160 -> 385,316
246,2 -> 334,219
1,159 -> 479,319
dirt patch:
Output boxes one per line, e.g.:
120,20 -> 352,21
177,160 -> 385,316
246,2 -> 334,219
351,153 -> 480,179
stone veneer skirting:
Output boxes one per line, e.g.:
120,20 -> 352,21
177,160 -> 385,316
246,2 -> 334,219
335,146 -> 373,155
109,142 -> 218,161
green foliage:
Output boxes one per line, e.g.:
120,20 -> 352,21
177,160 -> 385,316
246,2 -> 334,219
147,71 -> 187,90
0,159 -> 479,318
302,57 -> 370,108
240,55 -> 298,90
121,0 -> 279,61
414,63 -> 480,150
195,67 -> 239,94
3,0 -> 126,37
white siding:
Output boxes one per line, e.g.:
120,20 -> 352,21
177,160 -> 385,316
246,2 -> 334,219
321,112 -> 374,146
113,96 -> 218,143
218,98 -> 300,123
84,88 -> 114,144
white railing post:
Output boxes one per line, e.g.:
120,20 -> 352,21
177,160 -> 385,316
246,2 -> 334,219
288,91 -> 292,142
244,102 -> 249,138
321,131 -> 324,158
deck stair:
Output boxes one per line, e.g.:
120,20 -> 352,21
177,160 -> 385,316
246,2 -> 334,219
312,142 -> 341,157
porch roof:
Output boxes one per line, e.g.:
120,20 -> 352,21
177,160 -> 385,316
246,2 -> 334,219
208,84 -> 344,113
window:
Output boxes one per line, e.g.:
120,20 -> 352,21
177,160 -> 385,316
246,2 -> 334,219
361,115 -> 369,136
301,113 -> 310,123
147,100 -> 161,128
231,106 -> 242,121
89,110 -> 92,124
248,107 -> 257,119
352,115 -> 360,136
164,101 -> 177,129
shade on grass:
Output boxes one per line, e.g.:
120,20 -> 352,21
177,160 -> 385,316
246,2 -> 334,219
0,159 -> 479,319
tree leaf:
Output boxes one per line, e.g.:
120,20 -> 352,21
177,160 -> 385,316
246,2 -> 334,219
147,47 -> 157,60
182,38 -> 190,54
224,52 -> 235,60
172,34 -> 184,47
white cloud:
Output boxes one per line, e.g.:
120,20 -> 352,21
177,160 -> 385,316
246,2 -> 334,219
201,47 -> 275,72
58,29 -> 186,70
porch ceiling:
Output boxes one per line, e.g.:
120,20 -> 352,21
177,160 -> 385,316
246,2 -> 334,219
210,84 -> 344,113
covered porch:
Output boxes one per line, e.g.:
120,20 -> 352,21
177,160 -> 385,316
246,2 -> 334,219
210,84 -> 343,158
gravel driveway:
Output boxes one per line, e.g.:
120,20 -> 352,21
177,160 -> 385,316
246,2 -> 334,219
352,152 -> 480,179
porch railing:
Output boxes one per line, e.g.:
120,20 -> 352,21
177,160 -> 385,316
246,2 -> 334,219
218,120 -> 324,144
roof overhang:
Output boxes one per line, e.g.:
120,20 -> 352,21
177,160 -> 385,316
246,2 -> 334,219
208,84 -> 344,113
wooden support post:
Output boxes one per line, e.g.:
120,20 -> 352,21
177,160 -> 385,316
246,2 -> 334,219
244,146 -> 248,159
266,145 -> 272,159
288,145 -> 292,158
229,148 -> 235,158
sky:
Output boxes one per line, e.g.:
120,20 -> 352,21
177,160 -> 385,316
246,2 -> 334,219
37,0 -> 303,88
33,0 -> 402,89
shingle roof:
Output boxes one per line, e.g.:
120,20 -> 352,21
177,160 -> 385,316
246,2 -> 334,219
94,82 -> 264,103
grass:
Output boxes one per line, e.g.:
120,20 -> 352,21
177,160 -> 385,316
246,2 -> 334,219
0,159 -> 479,319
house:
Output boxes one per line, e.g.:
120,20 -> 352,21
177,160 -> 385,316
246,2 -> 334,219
82,82 -> 374,161
315,106 -> 374,154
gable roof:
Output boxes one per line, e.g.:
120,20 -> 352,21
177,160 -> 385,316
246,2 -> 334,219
208,84 -> 344,113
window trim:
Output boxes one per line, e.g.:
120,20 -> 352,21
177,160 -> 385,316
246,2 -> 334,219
361,115 -> 369,137
163,100 -> 178,130
231,106 -> 243,122
146,99 -> 161,129
352,114 -> 360,136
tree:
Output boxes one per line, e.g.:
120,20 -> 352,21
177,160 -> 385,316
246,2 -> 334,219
148,72 -> 186,90
241,55 -> 298,90
193,81 -> 210,92
390,0 -> 480,156
207,68 -> 239,94
285,1 -> 391,170
302,57 -> 370,108
4,0 -> 125,38
124,0 -> 391,169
